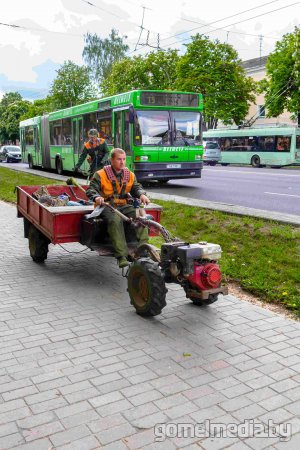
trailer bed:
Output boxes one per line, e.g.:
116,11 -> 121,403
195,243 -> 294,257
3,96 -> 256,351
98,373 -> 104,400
17,185 -> 162,244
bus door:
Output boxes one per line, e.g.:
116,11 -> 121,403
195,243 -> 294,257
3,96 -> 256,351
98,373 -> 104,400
33,127 -> 41,166
113,109 -> 133,170
20,128 -> 26,161
72,117 -> 84,168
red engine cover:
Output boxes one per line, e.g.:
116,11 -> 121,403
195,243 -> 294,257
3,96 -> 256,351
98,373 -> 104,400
187,262 -> 222,291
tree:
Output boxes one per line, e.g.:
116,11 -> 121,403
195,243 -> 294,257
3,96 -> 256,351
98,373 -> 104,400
101,49 -> 180,95
49,60 -> 96,109
20,97 -> 55,121
176,35 -> 255,129
262,27 -> 300,122
83,29 -> 129,85
0,98 -> 30,143
0,92 -> 28,142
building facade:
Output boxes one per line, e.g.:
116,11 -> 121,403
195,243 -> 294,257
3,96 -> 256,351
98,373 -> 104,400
241,56 -> 297,127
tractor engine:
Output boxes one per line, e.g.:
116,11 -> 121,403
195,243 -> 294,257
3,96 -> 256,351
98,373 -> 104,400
160,241 -> 228,301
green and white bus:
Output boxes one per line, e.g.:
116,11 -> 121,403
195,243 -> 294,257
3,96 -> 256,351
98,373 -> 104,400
20,90 -> 204,182
203,126 -> 300,168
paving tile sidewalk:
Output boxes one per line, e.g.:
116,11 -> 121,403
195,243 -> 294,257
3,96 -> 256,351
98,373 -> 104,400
0,199 -> 299,449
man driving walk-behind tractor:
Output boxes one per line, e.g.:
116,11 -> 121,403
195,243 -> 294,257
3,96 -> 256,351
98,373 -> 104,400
17,147 -> 228,316
86,148 -> 150,269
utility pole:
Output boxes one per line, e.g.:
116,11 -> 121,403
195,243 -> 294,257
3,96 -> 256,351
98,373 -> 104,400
259,35 -> 263,62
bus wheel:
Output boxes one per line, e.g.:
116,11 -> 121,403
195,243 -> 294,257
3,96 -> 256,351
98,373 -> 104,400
251,155 -> 261,168
127,258 -> 167,316
28,155 -> 33,169
221,163 -> 229,166
159,179 -> 169,184
56,158 -> 63,175
28,224 -> 50,263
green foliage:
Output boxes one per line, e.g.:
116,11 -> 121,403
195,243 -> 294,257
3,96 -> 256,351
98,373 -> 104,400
0,167 -> 60,203
176,35 -> 255,128
83,29 -> 129,85
49,60 -> 96,109
101,49 -> 179,95
263,27 -> 300,120
0,93 -> 30,143
19,97 -> 55,121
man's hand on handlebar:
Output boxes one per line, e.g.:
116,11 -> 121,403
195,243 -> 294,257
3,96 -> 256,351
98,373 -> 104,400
140,194 -> 150,205
95,196 -> 105,206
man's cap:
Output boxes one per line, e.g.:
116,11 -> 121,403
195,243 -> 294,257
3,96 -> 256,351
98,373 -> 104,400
88,129 -> 98,137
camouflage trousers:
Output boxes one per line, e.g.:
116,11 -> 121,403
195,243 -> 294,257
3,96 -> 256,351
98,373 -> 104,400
100,204 -> 149,258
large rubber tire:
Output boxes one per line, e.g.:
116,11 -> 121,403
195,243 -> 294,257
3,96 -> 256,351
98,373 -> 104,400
127,258 -> 167,316
28,224 -> 50,263
251,155 -> 261,168
221,163 -> 229,166
56,158 -> 63,175
190,293 -> 219,306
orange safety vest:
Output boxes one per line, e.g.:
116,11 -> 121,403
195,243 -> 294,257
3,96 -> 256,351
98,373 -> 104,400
85,138 -> 105,150
96,166 -> 135,206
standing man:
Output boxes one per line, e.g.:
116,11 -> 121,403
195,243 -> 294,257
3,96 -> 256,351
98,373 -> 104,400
75,129 -> 109,178
86,148 -> 150,268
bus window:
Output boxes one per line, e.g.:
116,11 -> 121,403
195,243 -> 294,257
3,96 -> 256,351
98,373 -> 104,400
83,113 -> 97,139
97,111 -> 112,144
172,111 -> 201,146
114,112 -> 122,148
134,110 -> 170,146
276,136 -> 291,152
50,120 -> 62,145
25,126 -> 34,145
124,111 -> 130,153
62,118 -> 72,145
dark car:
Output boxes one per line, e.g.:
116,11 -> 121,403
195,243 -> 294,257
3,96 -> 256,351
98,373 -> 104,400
0,145 -> 22,163
203,141 -> 221,166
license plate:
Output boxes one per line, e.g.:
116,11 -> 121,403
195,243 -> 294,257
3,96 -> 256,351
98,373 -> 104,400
166,164 -> 181,169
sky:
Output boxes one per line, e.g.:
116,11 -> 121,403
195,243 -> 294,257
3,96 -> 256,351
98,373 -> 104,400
0,0 -> 299,100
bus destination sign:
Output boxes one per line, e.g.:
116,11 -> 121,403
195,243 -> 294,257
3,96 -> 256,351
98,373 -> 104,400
140,92 -> 199,107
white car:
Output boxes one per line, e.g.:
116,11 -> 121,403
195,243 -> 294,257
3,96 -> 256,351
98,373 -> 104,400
203,141 -> 221,166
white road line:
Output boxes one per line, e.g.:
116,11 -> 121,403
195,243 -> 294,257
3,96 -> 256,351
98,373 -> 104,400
209,168 -> 300,177
264,192 -> 300,198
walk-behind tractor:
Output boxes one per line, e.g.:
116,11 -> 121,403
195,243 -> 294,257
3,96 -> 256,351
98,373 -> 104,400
17,182 -> 228,316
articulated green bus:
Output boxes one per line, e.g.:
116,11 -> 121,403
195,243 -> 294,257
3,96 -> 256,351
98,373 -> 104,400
20,90 -> 204,181
203,126 -> 300,168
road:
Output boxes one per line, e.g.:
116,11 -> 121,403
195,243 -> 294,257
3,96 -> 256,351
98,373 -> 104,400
146,165 -> 300,216
2,162 -> 300,216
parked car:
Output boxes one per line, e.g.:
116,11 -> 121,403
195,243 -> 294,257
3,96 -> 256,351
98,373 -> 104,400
203,141 -> 221,166
0,145 -> 22,163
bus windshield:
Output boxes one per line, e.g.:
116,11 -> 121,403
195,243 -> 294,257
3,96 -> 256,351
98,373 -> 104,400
134,110 -> 201,146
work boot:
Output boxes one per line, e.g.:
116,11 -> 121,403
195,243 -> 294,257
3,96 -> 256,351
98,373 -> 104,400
118,256 -> 129,268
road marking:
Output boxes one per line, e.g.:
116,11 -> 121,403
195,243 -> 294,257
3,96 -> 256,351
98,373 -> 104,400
264,192 -> 300,198
208,168 -> 300,177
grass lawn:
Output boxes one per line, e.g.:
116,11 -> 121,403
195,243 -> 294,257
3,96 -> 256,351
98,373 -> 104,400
0,167 -> 61,203
1,166 -> 300,313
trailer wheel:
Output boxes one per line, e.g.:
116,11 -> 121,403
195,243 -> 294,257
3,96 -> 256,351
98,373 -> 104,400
28,224 -> 50,263
127,258 -> 167,316
190,293 -> 219,306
